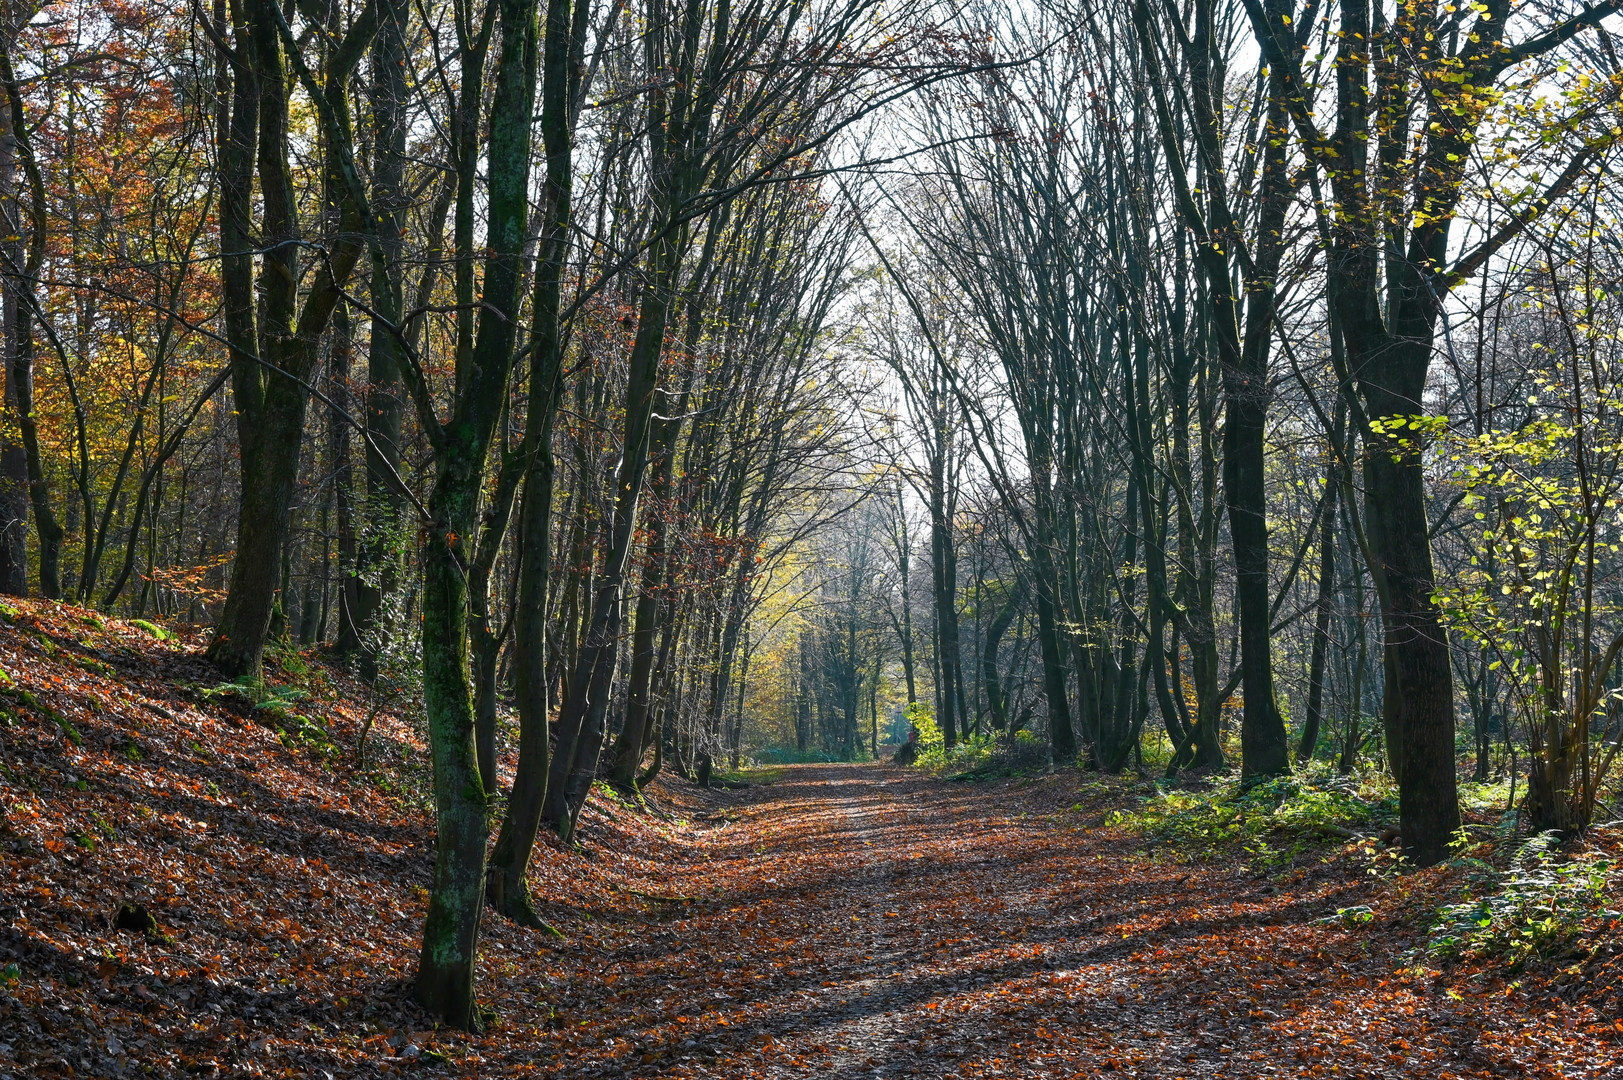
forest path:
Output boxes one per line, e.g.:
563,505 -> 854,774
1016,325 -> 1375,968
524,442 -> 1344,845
511,762 -> 1602,1079
662,762 -> 1237,1079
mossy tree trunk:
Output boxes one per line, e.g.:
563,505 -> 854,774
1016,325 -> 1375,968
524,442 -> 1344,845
413,0 -> 538,1026
486,0 -> 596,922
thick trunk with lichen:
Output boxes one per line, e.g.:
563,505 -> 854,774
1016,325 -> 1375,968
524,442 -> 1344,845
414,514 -> 488,1030
208,0 -> 308,678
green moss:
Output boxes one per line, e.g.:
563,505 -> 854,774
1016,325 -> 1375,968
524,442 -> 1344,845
5,687 -> 81,746
128,619 -> 174,642
75,655 -> 117,678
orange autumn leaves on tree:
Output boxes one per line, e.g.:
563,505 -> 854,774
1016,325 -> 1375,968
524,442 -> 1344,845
19,1 -> 230,606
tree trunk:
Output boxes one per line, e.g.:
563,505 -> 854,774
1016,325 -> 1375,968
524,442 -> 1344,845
486,0 -> 585,887
1031,545 -> 1075,762
929,455 -> 963,748
981,577 -> 1021,730
211,373 -> 310,676
0,52 -> 30,597
544,225 -> 683,837
415,526 -> 490,1031
208,0 -> 366,678
486,405 -> 559,926
415,0 -> 538,1025
349,0 -> 410,677
1297,448 -> 1340,764
1362,424 -> 1459,861
606,212 -> 717,786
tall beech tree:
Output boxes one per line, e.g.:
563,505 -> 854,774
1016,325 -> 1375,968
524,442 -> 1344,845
405,0 -> 539,1025
486,0 -> 600,926
1133,0 -> 1294,779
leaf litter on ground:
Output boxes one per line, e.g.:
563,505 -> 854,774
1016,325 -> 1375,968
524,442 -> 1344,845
0,597 -> 1619,1077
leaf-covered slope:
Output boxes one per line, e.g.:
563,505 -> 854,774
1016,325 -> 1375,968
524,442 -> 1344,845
0,598 -> 703,1076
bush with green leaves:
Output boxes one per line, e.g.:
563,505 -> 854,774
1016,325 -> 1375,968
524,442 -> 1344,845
906,702 -> 943,754
1428,364 -> 1623,834
1426,827 -> 1619,968
1108,764 -> 1397,864
907,724 -> 1052,780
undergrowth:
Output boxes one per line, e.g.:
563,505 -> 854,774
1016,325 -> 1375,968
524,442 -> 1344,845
1105,764 -> 1398,866
756,747 -> 845,765
712,764 -> 785,786
896,703 -> 1053,780
1425,825 -> 1621,970
915,729 -> 1052,780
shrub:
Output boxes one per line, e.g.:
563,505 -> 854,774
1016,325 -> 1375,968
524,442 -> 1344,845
909,727 -> 1052,779
1426,827 -> 1619,968
907,702 -> 943,753
1108,764 -> 1397,865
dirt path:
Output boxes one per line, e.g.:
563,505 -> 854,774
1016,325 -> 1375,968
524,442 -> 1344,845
489,763 -> 1621,1079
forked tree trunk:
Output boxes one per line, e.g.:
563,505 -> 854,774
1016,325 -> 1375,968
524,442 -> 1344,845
491,0 -> 597,893
209,0 -> 367,679
415,0 -> 538,1025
